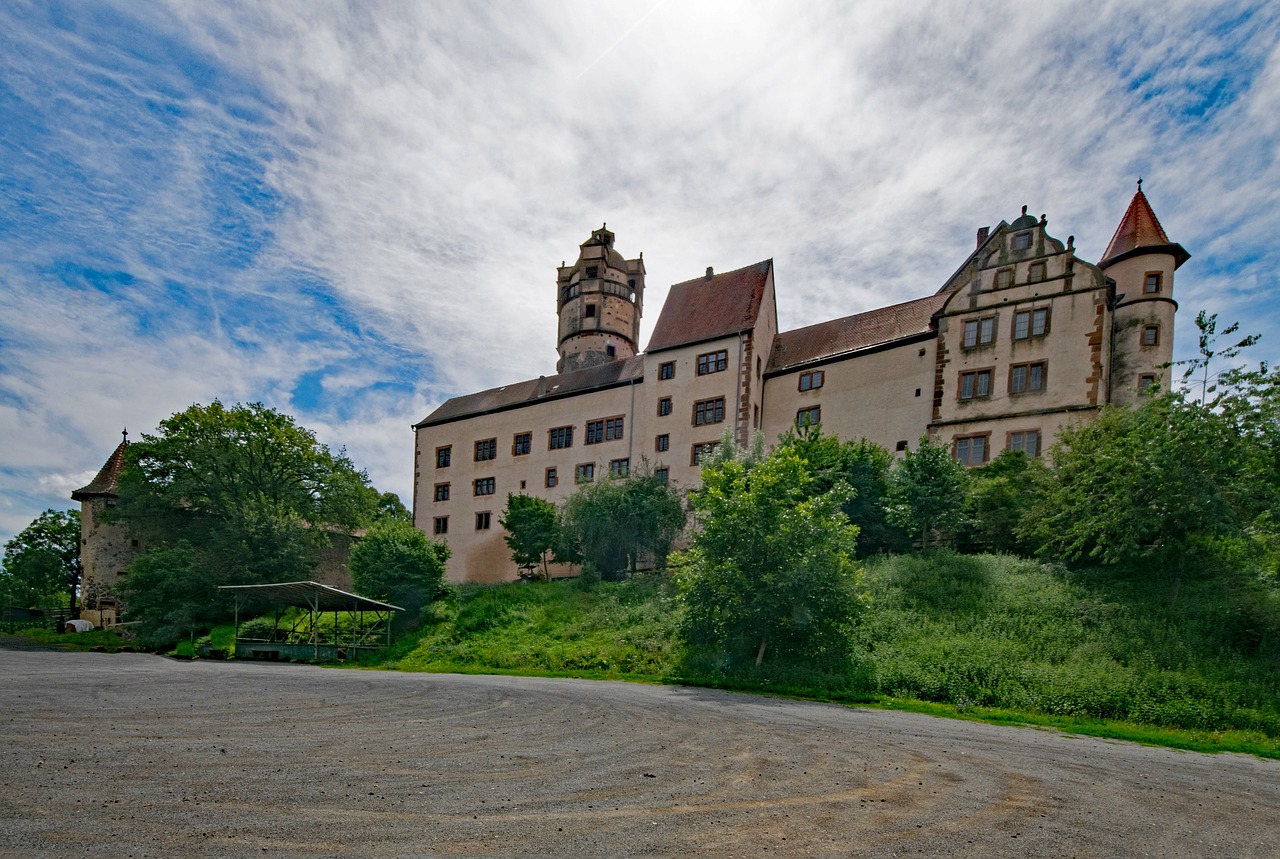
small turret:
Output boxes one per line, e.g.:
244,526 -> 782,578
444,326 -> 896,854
555,225 -> 646,373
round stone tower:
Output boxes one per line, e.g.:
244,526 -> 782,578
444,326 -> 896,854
556,225 -> 645,373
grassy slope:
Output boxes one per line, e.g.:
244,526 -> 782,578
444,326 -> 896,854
364,553 -> 1280,756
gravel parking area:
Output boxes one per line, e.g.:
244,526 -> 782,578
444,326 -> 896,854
1,649 -> 1276,857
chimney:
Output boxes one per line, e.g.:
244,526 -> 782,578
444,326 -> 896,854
976,226 -> 990,248
705,266 -> 714,280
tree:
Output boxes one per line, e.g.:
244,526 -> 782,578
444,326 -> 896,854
676,440 -> 865,672
1174,310 -> 1260,403
348,520 -> 449,624
561,463 -> 686,581
884,435 -> 969,549
960,450 -> 1047,555
1,509 -> 81,612
499,494 -> 562,580
115,401 -> 379,646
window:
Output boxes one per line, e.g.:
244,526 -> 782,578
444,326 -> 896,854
657,397 -> 672,417
959,369 -> 993,400
1028,261 -> 1046,283
895,440 -> 909,452
1009,361 -> 1047,394
513,432 -> 532,456
436,446 -> 451,468
584,304 -> 596,318
691,441 -> 719,465
658,361 -> 675,380
1008,430 -> 1041,457
549,426 -> 573,449
1012,231 -> 1032,251
799,370 -> 824,391
585,266 -> 598,278
1013,307 -> 1049,340
954,435 -> 989,466
963,316 -> 996,349
433,483 -> 450,502
605,416 -> 624,441
1139,373 -> 1158,391
995,268 -> 1013,289
575,463 -> 595,483
606,344 -> 616,357
545,467 -> 558,488
586,419 -> 604,444
655,434 -> 669,452
474,438 -> 497,462
474,477 -> 495,496
697,350 -> 728,375
796,406 -> 821,427
433,517 -> 448,535
475,511 -> 491,530
610,458 -> 630,477
1144,272 -> 1162,294
694,397 -> 726,425
654,467 -> 669,482
1142,325 -> 1159,346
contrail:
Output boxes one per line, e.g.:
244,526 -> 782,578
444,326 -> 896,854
576,0 -> 672,79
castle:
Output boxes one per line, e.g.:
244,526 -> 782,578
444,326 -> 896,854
411,186 -> 1186,583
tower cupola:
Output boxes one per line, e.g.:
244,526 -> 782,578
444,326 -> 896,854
555,225 -> 646,373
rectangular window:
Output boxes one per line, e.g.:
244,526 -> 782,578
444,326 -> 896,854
1139,373 -> 1158,391
691,441 -> 719,466
545,467 -> 558,488
575,463 -> 595,483
586,419 -> 604,444
995,268 -> 1014,289
474,477 -> 495,496
693,397 -> 726,426
584,304 -> 596,318
433,516 -> 448,535
610,458 -> 629,477
1013,307 -> 1049,340
962,316 -> 996,348
658,361 -> 675,380
954,435 -> 989,466
433,483 -> 450,502
512,432 -> 532,456
1028,261 -> 1046,282
474,438 -> 497,462
655,434 -> 669,452
585,266 -> 598,278
1144,272 -> 1162,293
657,397 -> 672,417
475,511 -> 491,530
1142,325 -> 1159,346
959,369 -> 992,400
654,467 -> 669,482
1012,231 -> 1032,251
605,416 -> 624,441
436,446 -> 451,468
696,349 -> 728,375
549,426 -> 573,449
796,406 -> 821,427
1009,361 -> 1046,394
1008,430 -> 1041,457
799,370 -> 824,391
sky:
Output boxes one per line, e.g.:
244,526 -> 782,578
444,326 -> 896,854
2,0 -> 1278,546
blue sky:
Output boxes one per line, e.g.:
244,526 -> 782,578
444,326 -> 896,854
2,0 -> 1278,545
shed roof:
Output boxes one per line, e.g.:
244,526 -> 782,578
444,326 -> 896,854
645,260 -> 772,353
768,293 -> 946,373
219,581 -> 402,613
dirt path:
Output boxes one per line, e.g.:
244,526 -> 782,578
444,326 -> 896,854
1,650 -> 1276,858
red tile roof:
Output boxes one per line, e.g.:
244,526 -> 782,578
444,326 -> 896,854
71,441 -> 128,500
416,356 -> 645,427
645,260 -> 771,353
1101,187 -> 1189,268
768,293 -> 947,373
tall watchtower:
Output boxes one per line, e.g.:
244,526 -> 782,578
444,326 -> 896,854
555,225 -> 645,373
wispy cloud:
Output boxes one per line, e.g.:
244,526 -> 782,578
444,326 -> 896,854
1,0 -> 1277,544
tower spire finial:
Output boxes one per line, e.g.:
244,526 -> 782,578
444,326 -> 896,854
1137,176 -> 1143,191
122,428 -> 128,444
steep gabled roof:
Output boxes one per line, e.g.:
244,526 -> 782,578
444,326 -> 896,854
415,355 -> 645,428
645,260 -> 772,353
768,293 -> 947,373
71,440 -> 128,501
1100,186 -> 1190,269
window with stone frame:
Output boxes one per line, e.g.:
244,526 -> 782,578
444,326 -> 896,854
954,434 -> 990,466
433,516 -> 448,535
1007,430 -> 1041,457
796,406 -> 821,427
693,397 -> 726,426
655,434 -> 669,452
657,397 -> 672,417
799,369 -> 824,391
545,467 -> 558,488
1013,307 -> 1050,340
658,361 -> 675,380
475,511 -> 491,530
474,477 -> 495,496
1144,272 -> 1162,293
436,446 -> 451,468
433,483 -> 450,502
962,316 -> 997,348
1028,261 -> 1047,283
575,462 -> 595,483
1009,361 -> 1046,394
696,349 -> 728,375
474,438 -> 497,462
959,368 -> 993,400
1142,325 -> 1160,347
512,432 -> 532,456
548,426 -> 573,449
691,441 -> 718,466
610,458 -> 630,477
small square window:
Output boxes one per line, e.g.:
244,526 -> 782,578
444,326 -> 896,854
433,516 -> 448,535
475,511 -> 491,530
1139,373 -> 1158,391
1028,261 -> 1046,282
896,440 -> 909,452
436,446 -> 452,468
659,361 -> 675,380
799,370 -> 824,391
474,477 -> 495,496
658,397 -> 673,417
585,304 -> 596,318
545,467 -> 558,488
585,266 -> 598,278
434,483 -> 450,502
1012,231 -> 1032,251
656,434 -> 669,452
1144,272 -> 1162,293
995,268 -> 1014,289
1142,325 -> 1159,346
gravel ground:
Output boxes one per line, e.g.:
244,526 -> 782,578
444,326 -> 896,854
1,649 -> 1276,858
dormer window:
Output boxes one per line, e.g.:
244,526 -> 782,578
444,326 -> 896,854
1013,231 -> 1032,251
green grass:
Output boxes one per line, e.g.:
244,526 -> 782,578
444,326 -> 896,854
18,627 -> 134,652
358,552 -> 1280,758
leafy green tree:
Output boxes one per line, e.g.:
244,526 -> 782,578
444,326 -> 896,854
884,435 -> 969,550
960,450 -> 1047,555
348,520 -> 449,624
561,463 -> 686,581
1,509 -> 81,611
114,401 -> 379,645
499,494 -> 562,580
119,543 -> 218,649
676,441 -> 865,671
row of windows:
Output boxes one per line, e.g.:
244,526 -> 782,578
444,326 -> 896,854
436,419 -> 628,467
958,362 -> 1047,400
962,308 -> 1049,348
953,430 -> 1042,466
